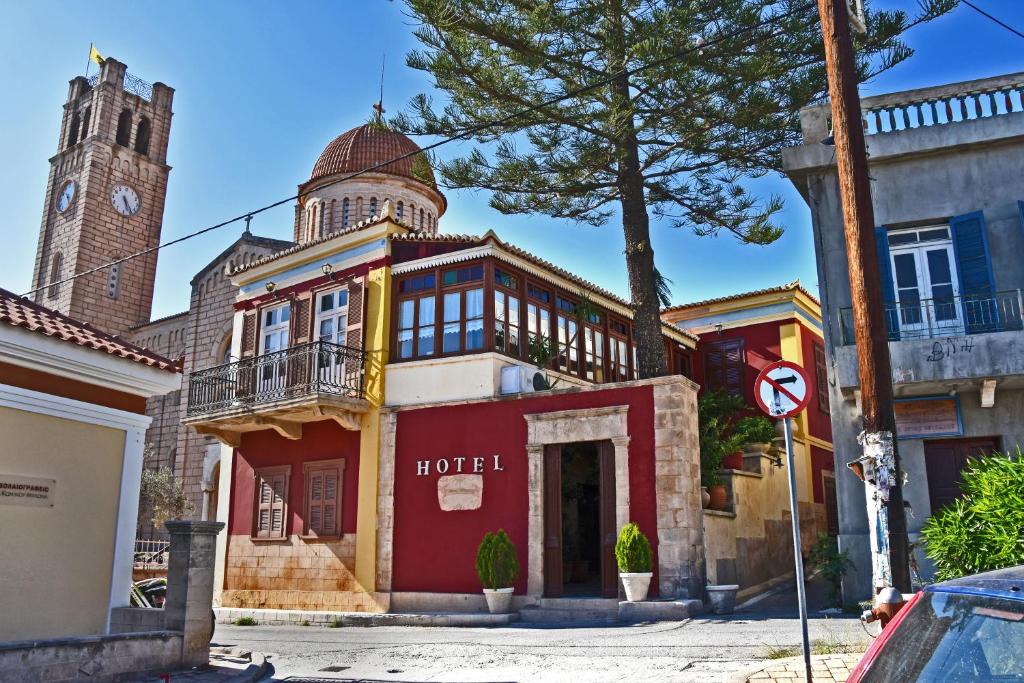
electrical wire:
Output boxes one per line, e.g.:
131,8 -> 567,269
960,0 -> 1024,41
21,1 -> 817,299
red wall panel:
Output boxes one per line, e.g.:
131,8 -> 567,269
692,321 -> 782,407
390,385 -> 659,596
810,445 -> 834,504
230,420 -> 362,536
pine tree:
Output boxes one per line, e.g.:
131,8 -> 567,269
395,0 -> 954,377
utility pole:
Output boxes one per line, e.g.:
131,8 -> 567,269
816,0 -> 912,593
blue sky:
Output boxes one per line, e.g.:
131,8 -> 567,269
1,1 -> 1021,321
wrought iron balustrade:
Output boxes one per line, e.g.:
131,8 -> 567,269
186,340 -> 367,416
133,539 -> 169,570
838,290 -> 1024,345
87,71 -> 154,101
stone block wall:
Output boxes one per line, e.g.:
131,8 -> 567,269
0,632 -> 183,683
220,534 -> 386,612
652,379 -> 706,600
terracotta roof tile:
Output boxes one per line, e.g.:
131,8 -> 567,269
0,289 -> 181,373
661,280 -> 821,314
309,123 -> 435,186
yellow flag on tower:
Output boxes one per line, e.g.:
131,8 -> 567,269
89,44 -> 104,65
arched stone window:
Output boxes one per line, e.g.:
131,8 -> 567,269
342,198 -> 350,228
47,252 -> 63,298
328,199 -> 336,235
409,203 -> 416,228
356,197 -> 364,223
134,116 -> 151,156
369,197 -> 378,219
397,200 -> 404,220
420,208 -> 425,229
67,112 -> 81,148
80,107 -> 91,143
107,261 -> 121,299
115,109 -> 132,146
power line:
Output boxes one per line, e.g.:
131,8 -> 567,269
22,2 -> 816,300
960,0 -> 1024,41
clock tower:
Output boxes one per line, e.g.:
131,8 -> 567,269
31,57 -> 173,337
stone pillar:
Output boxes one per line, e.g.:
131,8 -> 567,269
164,520 -> 225,668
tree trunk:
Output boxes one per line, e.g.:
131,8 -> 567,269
610,74 -> 668,379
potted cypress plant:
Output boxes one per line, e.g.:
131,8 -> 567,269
615,522 -> 653,602
475,529 -> 520,614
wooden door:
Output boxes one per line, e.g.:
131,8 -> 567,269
598,441 -> 618,598
543,444 -> 563,598
924,437 -> 1001,514
823,475 -> 839,537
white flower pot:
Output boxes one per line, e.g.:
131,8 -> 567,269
619,572 -> 653,602
706,584 -> 739,614
483,587 -> 514,614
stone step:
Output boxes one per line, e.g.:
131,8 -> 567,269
518,606 -> 619,623
537,597 -> 619,611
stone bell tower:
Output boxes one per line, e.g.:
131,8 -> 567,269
31,57 -> 173,336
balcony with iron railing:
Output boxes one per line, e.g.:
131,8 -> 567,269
838,290 -> 1024,345
832,291 -> 1024,394
87,71 -> 154,101
183,340 -> 369,445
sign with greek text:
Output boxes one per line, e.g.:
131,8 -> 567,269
895,397 -> 962,439
0,474 -> 56,508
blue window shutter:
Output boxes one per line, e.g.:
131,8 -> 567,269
875,226 -> 899,341
950,211 -> 997,334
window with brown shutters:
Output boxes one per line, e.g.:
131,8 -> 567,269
705,338 -> 744,397
252,466 -> 290,539
303,459 -> 345,539
814,343 -> 830,413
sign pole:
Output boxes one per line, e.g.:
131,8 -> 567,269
783,416 -> 812,682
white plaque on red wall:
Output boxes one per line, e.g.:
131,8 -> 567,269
0,474 -> 56,507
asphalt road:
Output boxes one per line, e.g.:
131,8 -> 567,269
213,592 -> 875,683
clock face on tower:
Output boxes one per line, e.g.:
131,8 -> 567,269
56,180 -> 76,213
110,183 -> 141,216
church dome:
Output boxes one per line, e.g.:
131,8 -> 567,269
309,123 -> 435,186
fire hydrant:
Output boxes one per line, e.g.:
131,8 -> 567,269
861,586 -> 907,629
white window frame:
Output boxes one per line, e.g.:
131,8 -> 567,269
315,288 -> 349,383
888,225 -> 962,337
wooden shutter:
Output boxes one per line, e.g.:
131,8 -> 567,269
253,466 -> 289,539
292,293 -> 312,345
706,339 -> 744,397
543,445 -> 563,598
874,226 -> 900,341
950,211 -> 997,335
598,441 -> 618,599
814,343 -> 829,412
303,459 -> 344,538
240,310 -> 258,358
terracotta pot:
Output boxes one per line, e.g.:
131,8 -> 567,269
722,451 -> 743,470
701,486 -> 711,508
483,587 -> 514,614
620,572 -> 653,602
708,484 -> 728,511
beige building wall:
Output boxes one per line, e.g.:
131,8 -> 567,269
0,407 -> 124,640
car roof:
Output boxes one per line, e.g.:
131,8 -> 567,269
926,565 -> 1024,602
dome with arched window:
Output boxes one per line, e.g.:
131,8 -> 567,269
295,118 -> 447,244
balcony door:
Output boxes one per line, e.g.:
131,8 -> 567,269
889,226 -> 962,339
316,288 -> 348,385
260,304 -> 290,392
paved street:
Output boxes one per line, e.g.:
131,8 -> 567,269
213,586 -> 874,682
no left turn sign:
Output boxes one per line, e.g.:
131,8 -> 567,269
754,360 -> 811,419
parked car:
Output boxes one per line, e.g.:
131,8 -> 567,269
849,565 -> 1024,682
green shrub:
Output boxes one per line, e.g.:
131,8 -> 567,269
475,529 -> 520,589
808,533 -> 852,606
233,617 -> 257,626
921,449 -> 1024,581
698,391 -> 776,486
614,522 -> 653,573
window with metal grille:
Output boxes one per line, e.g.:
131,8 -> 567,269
303,459 -> 344,538
252,466 -> 290,539
705,338 -> 744,397
107,262 -> 121,299
814,343 -> 830,413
